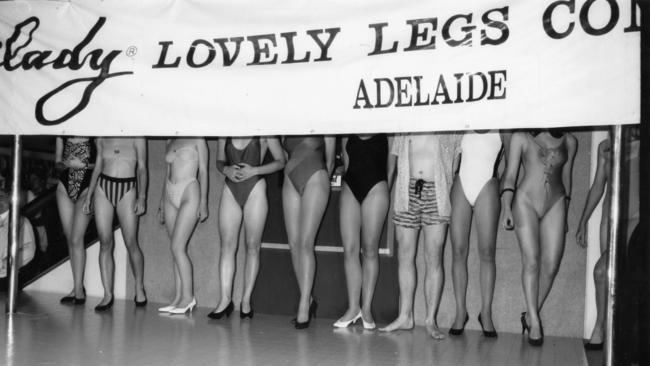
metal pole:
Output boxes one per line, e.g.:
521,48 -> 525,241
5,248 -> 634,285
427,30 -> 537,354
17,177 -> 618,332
604,125 -> 623,366
5,135 -> 22,314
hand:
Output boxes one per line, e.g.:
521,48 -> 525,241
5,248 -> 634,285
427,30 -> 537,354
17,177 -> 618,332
224,165 -> 241,183
197,202 -> 208,222
157,204 -> 165,225
82,196 -> 93,215
501,209 -> 514,231
134,197 -> 146,216
235,163 -> 256,181
66,156 -> 85,169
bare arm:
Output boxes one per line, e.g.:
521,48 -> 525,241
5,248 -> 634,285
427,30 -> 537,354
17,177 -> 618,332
563,134 -> 578,201
576,140 -> 608,247
324,136 -> 336,176
500,133 -> 524,230
196,138 -> 209,221
134,138 -> 148,215
83,139 -> 104,214
245,137 -> 285,176
341,137 -> 349,173
386,135 -> 397,192
216,138 -> 241,182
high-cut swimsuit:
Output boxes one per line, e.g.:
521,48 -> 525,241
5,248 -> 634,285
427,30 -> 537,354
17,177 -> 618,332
343,134 -> 388,203
165,145 -> 199,209
458,131 -> 503,206
225,138 -> 262,208
284,136 -> 326,195
514,133 -> 568,218
98,141 -> 137,208
59,137 -> 93,203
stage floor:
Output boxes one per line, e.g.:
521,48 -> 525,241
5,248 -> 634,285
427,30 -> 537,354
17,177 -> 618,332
2,291 -> 590,366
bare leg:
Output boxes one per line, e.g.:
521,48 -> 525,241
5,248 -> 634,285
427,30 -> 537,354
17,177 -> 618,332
116,189 -> 146,302
450,178 -> 472,329
589,252 -> 608,344
169,182 -> 199,307
241,181 -> 268,313
379,225 -> 418,332
360,182 -> 389,323
283,176 -> 303,294
537,199 -> 567,311
56,184 -> 91,298
513,197 -> 542,340
338,183 -> 362,323
163,199 -> 181,307
94,187 -> 116,306
295,171 -> 330,323
216,186 -> 243,312
423,223 -> 448,340
473,179 -> 500,331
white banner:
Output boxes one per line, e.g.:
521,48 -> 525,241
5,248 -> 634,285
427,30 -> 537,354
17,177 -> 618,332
0,0 -> 640,135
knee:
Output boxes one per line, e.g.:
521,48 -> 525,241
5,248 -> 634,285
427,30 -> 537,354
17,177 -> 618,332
245,240 -> 260,257
220,239 -> 238,255
478,245 -> 496,264
452,243 -> 469,262
343,245 -> 359,260
361,245 -> 378,262
541,258 -> 560,277
522,257 -> 540,274
99,239 -> 114,253
123,237 -> 141,253
397,245 -> 415,262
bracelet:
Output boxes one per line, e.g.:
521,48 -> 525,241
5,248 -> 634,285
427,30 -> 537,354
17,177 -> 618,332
500,188 -> 515,196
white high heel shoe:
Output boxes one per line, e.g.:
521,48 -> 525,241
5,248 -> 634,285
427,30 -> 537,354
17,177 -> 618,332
158,304 -> 176,313
361,314 -> 376,330
169,298 -> 197,314
333,311 -> 362,328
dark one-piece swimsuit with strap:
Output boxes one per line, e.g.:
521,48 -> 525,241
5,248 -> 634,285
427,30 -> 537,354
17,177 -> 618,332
225,137 -> 262,208
59,137 -> 93,203
344,134 -> 388,203
283,136 -> 326,195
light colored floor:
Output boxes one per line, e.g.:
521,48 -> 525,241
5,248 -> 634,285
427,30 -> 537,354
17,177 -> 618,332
2,291 -> 588,366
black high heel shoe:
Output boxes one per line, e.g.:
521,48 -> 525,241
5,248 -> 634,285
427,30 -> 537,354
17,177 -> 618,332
240,302 -> 254,319
521,312 -> 544,346
134,290 -> 148,307
449,313 -> 469,336
207,302 -> 234,319
478,314 -> 498,338
60,288 -> 86,305
294,301 -> 317,329
94,296 -> 114,312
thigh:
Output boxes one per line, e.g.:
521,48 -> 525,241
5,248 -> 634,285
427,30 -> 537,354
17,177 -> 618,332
56,182 -> 75,236
115,188 -> 139,243
282,175 -> 302,245
219,185 -> 244,244
422,223 -> 447,258
513,197 -> 540,260
395,225 -> 420,260
93,187 -> 115,241
539,199 -> 567,267
450,178 -> 473,250
164,199 -> 178,238
340,183 -> 361,250
243,180 -> 268,244
299,170 -> 330,243
473,179 -> 500,250
360,181 -> 389,247
71,191 -> 93,237
171,194 -> 199,247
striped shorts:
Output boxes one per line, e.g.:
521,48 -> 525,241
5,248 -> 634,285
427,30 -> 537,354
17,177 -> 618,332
393,178 -> 448,228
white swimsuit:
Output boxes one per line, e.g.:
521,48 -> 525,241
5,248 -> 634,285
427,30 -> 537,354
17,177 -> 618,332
458,131 -> 503,206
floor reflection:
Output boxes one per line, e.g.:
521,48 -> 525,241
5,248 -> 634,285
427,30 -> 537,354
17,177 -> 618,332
1,292 -> 590,366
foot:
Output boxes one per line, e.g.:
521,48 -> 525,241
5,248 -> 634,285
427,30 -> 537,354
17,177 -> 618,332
336,307 -> 362,324
526,314 -> 542,340
451,310 -> 468,329
135,287 -> 147,303
426,322 -> 447,340
361,308 -> 375,326
296,301 -> 311,323
479,312 -> 496,332
176,297 -> 195,309
379,315 -> 414,332
214,299 -> 232,313
97,294 -> 113,307
241,301 -> 252,314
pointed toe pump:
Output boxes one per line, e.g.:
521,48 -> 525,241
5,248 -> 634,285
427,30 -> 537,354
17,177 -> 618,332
449,313 -> 469,336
